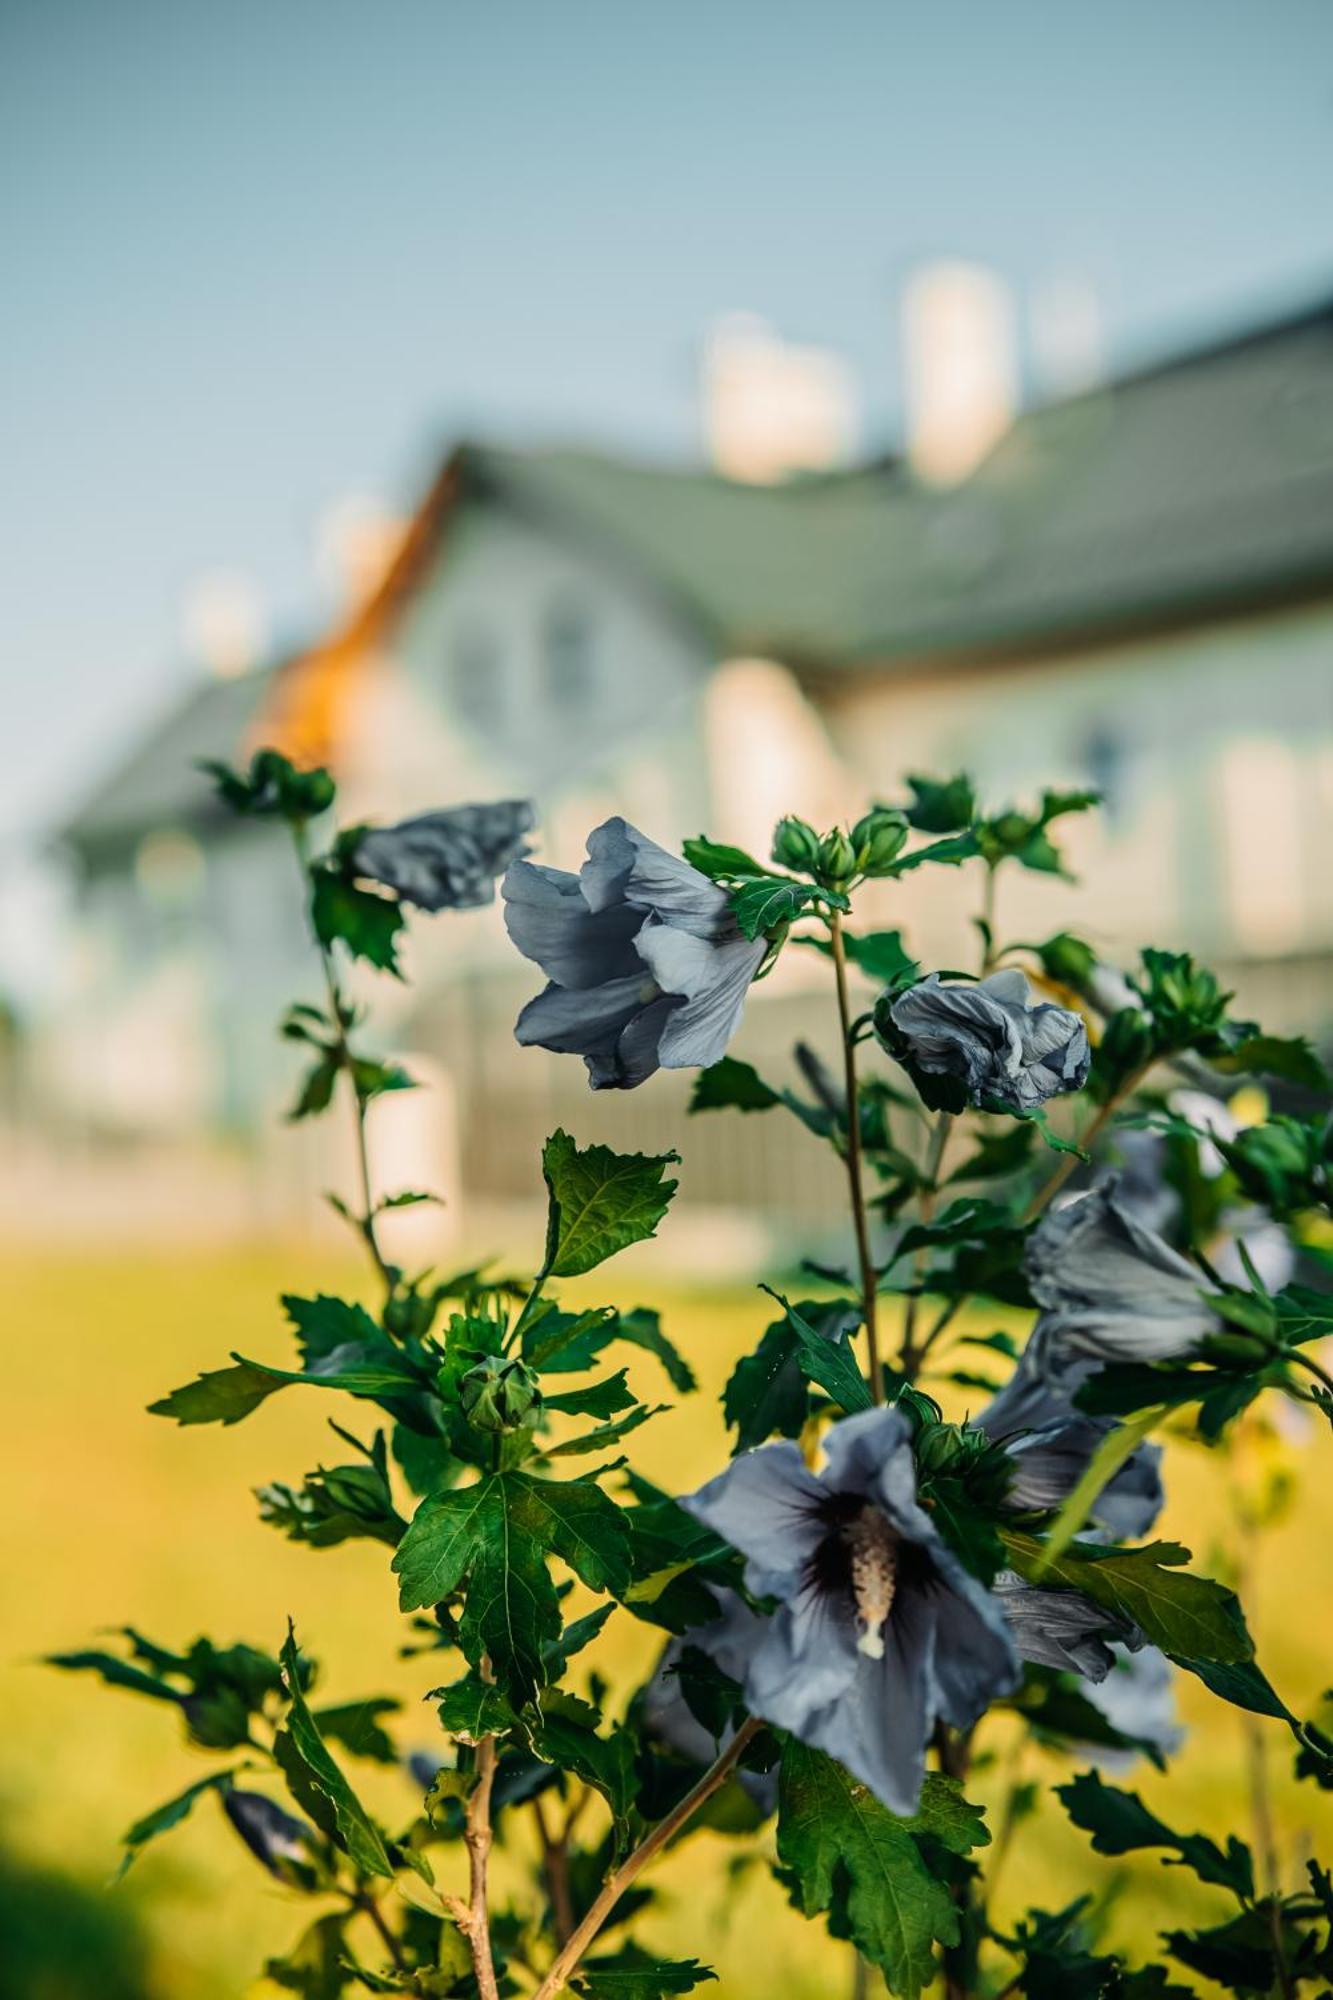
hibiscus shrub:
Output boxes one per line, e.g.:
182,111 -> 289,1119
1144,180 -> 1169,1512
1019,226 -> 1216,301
53,754 -> 1333,1999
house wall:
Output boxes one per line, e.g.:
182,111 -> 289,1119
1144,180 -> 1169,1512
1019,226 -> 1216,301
820,597 -> 1333,1033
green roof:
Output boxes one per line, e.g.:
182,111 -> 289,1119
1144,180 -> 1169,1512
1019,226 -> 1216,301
62,293 -> 1333,855
452,292 -> 1333,669
59,662 -> 279,859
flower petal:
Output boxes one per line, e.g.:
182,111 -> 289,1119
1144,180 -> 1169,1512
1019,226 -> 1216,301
634,919 -> 767,1072
581,818 -> 729,936
680,1443 -> 827,1595
502,857 -> 642,989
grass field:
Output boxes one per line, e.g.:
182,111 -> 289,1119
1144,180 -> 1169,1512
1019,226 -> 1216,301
5,1242 -> 1331,1997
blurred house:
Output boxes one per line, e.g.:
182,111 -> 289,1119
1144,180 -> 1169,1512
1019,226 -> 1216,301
47,290 -> 1333,1235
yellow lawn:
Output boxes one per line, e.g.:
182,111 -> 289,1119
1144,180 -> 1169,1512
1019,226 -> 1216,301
6,1244 -> 1331,1997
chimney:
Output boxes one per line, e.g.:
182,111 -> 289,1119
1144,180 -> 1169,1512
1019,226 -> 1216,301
703,313 -> 860,483
901,262 -> 1018,485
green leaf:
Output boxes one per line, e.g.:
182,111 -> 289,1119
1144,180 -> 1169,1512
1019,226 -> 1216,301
281,1294 -> 381,1364
543,1371 -> 638,1419
799,928 -> 921,987
273,1627 -> 394,1878
1037,1406 -> 1171,1565
310,866 -> 404,974
945,1124 -> 1037,1184
728,875 -> 847,941
46,1649 -> 182,1704
231,1347 -> 423,1402
776,1743 -> 987,2000
689,1057 -> 781,1114
393,1472 -> 630,1703
1002,1532 -> 1252,1665
149,1361 -> 286,1427
288,1050 -> 340,1121
884,830 -> 980,876
116,1769 -> 239,1878
902,774 -> 976,834
681,836 -> 767,880
541,1130 -> 680,1278
543,1403 -> 661,1457
610,1307 -> 696,1393
1058,1769 -> 1254,1898
1170,1655 -> 1294,1722
1213,1032 -> 1328,1091
761,1290 -> 872,1415
723,1314 -> 814,1452
574,1947 -> 717,1998
432,1676 -> 521,1742
311,1697 -> 401,1764
529,1690 -> 636,1820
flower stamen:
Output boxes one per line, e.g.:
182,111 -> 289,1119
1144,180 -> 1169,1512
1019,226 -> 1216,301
844,1505 -> 898,1659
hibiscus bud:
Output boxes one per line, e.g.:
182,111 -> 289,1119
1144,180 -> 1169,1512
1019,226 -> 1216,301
460,1355 -> 540,1433
1036,932 -> 1096,989
771,815 -> 822,874
850,808 -> 909,876
816,828 -> 857,889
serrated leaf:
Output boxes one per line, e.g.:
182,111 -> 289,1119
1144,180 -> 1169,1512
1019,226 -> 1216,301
433,1676 -> 521,1742
310,867 -> 404,975
884,831 -> 981,876
274,1627 -> 393,1878
764,1289 -> 872,1415
289,1050 -> 341,1121
149,1361 -> 286,1427
1058,1769 -> 1254,1897
281,1294 -> 382,1366
544,1370 -> 638,1418
541,1130 -> 679,1278
689,1057 -> 781,1114
776,1743 -> 982,1999
574,1947 -> 717,1998
529,1690 -> 636,1820
611,1307 -> 696,1393
728,874 -> 847,941
543,1403 -> 662,1457
681,836 -> 767,880
393,1472 -> 630,1703
1002,1532 -> 1252,1665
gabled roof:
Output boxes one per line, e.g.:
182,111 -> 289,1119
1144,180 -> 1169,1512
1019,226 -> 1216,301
59,661 -> 281,858
61,288 -> 1333,854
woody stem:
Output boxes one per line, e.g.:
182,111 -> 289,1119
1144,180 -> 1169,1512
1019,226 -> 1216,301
828,909 -> 883,1402
530,1717 -> 763,2000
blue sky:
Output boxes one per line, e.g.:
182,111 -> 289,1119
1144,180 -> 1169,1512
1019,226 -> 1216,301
2,0 -> 1333,851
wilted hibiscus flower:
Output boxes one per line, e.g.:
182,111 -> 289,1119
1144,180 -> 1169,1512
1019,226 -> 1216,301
1024,1176 -> 1222,1374
503,818 -> 766,1089
680,1408 -> 1019,1814
352,800 -> 535,911
879,968 -> 1090,1115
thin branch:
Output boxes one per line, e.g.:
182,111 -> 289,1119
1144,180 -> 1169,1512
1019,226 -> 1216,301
828,909 -> 884,1402
354,1890 -> 409,1974
533,1795 -> 576,1947
1285,1346 -> 1333,1399
899,1112 -> 953,1378
289,824 -> 395,1294
1021,1062 -> 1153,1225
530,1716 -> 763,2000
